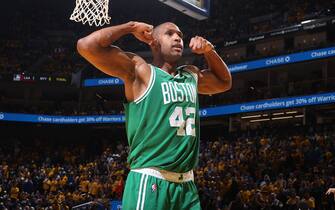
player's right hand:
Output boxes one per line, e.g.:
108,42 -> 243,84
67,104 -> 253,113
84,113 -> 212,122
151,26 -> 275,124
131,22 -> 154,45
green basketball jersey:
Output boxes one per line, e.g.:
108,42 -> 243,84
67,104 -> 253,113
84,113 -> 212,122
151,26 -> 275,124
124,65 -> 200,173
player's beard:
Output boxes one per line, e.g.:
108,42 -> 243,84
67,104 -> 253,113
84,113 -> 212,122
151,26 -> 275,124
164,46 -> 183,62
154,42 -> 183,63
163,52 -> 182,63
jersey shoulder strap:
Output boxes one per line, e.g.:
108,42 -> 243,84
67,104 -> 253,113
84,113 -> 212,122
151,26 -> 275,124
177,65 -> 199,83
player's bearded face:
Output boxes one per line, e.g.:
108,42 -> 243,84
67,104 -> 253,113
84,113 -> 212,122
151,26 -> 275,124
158,28 -> 184,61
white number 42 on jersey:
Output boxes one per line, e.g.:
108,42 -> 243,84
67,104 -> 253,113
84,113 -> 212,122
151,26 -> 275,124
169,106 -> 196,136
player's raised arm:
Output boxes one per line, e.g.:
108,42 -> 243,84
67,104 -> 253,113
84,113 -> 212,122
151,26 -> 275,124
189,36 -> 232,95
76,21 -> 153,82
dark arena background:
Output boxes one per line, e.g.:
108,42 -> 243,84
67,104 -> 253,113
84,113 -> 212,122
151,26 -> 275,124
1,0 -> 335,209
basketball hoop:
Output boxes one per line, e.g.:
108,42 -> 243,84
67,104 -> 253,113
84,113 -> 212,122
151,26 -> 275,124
70,0 -> 111,27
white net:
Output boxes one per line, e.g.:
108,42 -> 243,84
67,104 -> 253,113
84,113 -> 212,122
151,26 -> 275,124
70,0 -> 111,27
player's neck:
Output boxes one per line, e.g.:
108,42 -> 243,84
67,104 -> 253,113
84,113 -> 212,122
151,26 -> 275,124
152,58 -> 178,76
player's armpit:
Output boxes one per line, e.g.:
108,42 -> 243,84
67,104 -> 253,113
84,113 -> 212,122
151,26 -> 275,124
198,69 -> 232,95
124,52 -> 152,89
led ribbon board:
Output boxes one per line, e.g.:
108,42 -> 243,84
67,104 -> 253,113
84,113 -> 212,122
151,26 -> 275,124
83,46 -> 335,87
229,46 -> 335,73
199,92 -> 335,117
1,92 -> 335,124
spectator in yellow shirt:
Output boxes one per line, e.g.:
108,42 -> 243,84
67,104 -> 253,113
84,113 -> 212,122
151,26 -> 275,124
89,178 -> 101,197
60,175 -> 68,188
79,178 -> 89,193
50,179 -> 58,193
10,185 -> 20,200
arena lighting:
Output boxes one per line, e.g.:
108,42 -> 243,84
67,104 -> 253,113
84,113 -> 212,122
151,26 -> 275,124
294,115 -> 305,118
262,114 -> 269,117
250,118 -> 270,123
272,112 -> 285,116
286,111 -> 298,114
272,116 -> 294,120
241,114 -> 262,119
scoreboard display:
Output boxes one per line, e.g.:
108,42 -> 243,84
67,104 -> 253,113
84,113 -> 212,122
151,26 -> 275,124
158,0 -> 210,20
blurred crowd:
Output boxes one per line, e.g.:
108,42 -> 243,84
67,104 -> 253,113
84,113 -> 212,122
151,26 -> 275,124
0,36 -> 85,77
197,124 -> 335,210
1,0 -> 335,78
0,95 -> 125,116
209,0 -> 335,41
0,138 -> 129,209
0,124 -> 335,209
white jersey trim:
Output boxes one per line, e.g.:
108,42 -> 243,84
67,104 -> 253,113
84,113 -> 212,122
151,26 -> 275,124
136,174 -> 145,210
134,65 -> 156,104
140,175 -> 149,210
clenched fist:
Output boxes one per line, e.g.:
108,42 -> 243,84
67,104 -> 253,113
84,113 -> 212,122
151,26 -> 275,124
131,22 -> 154,45
189,36 -> 214,54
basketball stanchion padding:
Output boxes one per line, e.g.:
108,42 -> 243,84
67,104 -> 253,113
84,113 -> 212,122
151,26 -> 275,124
70,0 -> 111,26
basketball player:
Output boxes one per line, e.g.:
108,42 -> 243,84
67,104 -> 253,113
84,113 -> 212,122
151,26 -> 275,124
77,21 -> 231,210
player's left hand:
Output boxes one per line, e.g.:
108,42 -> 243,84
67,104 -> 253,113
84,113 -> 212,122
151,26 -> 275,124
189,36 -> 214,54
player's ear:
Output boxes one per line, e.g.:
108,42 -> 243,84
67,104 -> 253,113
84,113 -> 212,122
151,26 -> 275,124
150,39 -> 159,48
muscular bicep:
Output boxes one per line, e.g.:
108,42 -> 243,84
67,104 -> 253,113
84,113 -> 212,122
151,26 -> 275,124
198,69 -> 231,95
77,39 -> 135,81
